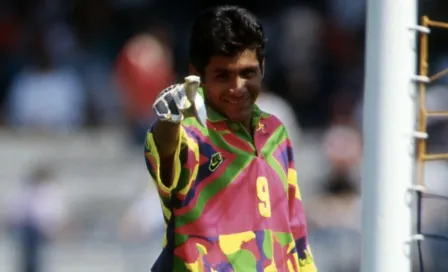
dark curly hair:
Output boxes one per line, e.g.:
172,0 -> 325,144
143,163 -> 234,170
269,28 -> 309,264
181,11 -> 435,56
189,5 -> 267,75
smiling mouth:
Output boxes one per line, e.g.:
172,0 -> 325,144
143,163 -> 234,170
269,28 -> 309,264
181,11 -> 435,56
224,98 -> 248,105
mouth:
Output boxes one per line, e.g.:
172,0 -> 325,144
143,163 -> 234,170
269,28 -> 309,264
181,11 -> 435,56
224,97 -> 249,105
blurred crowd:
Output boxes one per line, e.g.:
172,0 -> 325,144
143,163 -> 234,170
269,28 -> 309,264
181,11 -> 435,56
1,0 -> 448,271
0,0 -> 368,134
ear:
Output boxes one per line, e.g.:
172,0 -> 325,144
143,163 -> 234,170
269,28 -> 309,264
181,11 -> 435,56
260,59 -> 265,78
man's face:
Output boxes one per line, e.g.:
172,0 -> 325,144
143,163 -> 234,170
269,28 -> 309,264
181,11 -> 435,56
200,49 -> 263,124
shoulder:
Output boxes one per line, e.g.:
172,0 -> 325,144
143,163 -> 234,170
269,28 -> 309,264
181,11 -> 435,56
257,93 -> 295,117
258,108 -> 288,135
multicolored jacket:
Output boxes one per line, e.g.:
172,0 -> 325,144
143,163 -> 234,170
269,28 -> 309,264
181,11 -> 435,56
144,103 -> 317,272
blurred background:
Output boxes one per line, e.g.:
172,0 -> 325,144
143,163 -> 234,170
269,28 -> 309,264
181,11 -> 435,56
1,0 -> 448,271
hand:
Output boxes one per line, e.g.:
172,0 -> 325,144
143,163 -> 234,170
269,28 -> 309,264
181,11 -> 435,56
152,76 -> 206,126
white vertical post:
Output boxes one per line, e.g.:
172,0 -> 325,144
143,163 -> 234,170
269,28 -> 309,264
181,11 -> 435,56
362,0 -> 417,271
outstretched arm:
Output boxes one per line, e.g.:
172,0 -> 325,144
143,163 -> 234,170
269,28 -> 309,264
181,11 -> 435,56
148,76 -> 204,188
152,121 -> 181,187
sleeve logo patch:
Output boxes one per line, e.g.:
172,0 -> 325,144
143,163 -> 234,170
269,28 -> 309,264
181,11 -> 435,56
209,152 -> 224,172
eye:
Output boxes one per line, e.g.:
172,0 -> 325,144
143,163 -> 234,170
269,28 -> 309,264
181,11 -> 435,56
215,73 -> 230,82
241,68 -> 257,79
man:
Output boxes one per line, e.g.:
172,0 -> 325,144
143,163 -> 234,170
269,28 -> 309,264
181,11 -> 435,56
144,5 -> 316,271
6,166 -> 69,272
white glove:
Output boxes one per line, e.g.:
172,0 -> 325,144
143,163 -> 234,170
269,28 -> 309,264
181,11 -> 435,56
152,76 -> 207,126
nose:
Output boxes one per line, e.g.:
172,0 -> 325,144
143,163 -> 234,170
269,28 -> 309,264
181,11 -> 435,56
229,77 -> 246,97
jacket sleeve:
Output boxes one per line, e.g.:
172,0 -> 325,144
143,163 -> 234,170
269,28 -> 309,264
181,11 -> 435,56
144,123 -> 200,200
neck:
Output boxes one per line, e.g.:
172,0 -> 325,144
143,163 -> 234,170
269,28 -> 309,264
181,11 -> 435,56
244,118 -> 252,132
